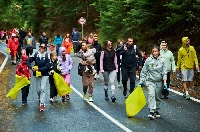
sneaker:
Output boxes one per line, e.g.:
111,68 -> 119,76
111,96 -> 116,102
22,101 -> 27,106
66,95 -> 70,100
164,95 -> 169,99
183,92 -> 186,98
50,98 -> 53,103
40,104 -> 45,112
154,111 -> 160,118
148,112 -> 155,120
88,97 -> 93,102
105,90 -> 109,100
123,89 -> 127,97
83,93 -> 87,100
62,96 -> 66,102
117,82 -> 121,88
54,96 -> 58,102
160,95 -> 164,99
186,94 -> 190,100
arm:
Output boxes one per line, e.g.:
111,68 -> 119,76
176,50 -> 181,70
27,56 -> 35,69
193,48 -> 199,67
140,58 -> 149,83
68,55 -> 73,71
170,52 -> 176,72
136,47 -> 142,66
32,37 -> 36,49
38,58 -> 51,72
100,51 -> 104,73
162,60 -> 167,81
114,53 -> 118,72
83,50 -> 93,58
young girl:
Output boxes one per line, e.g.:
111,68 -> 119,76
62,33 -> 72,55
49,52 -> 62,103
16,55 -> 31,105
58,47 -> 73,102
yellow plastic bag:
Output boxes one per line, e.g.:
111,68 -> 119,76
33,66 -> 42,77
125,85 -> 146,117
6,75 -> 30,100
70,46 -> 74,53
6,48 -> 10,53
53,72 -> 73,96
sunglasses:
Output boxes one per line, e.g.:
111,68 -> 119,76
40,46 -> 46,49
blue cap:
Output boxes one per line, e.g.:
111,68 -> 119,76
72,28 -> 76,31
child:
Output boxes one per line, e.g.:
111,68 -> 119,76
58,47 -> 73,102
83,44 -> 96,75
49,52 -> 62,103
16,55 -> 31,105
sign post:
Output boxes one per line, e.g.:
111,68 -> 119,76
78,17 -> 86,39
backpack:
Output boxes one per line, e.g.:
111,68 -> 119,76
34,51 -> 48,60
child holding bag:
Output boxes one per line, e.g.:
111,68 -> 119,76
58,47 -> 73,102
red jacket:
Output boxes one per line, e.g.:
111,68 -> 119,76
8,38 -> 19,51
16,62 -> 31,79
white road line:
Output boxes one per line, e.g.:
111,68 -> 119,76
70,84 -> 132,132
0,51 -> 8,73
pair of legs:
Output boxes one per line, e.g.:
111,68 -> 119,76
10,50 -> 17,64
72,42 -> 79,54
121,66 -> 136,96
56,44 -> 61,55
49,76 -> 58,99
62,74 -> 70,101
103,70 -> 116,102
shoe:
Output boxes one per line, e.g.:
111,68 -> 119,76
54,96 -> 58,102
74,53 -> 77,56
83,93 -> 87,100
111,96 -> 116,102
183,92 -> 186,98
123,89 -> 127,97
164,96 -> 169,99
11,62 -> 14,65
94,73 -> 97,80
22,101 -> 27,106
38,98 -> 40,103
105,90 -> 109,100
88,97 -> 93,102
66,95 -> 70,100
186,94 -> 190,100
148,112 -> 155,120
62,96 -> 66,102
161,95 -> 164,99
154,111 -> 160,118
40,104 -> 45,111
117,82 -> 121,88
50,98 -> 53,103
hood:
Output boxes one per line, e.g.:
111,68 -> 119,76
160,41 -> 168,51
21,55 -> 28,63
59,47 -> 66,56
182,37 -> 188,48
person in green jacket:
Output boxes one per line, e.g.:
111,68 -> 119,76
176,37 -> 199,100
160,41 -> 176,99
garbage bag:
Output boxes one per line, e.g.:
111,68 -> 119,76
6,48 -> 10,53
53,72 -> 72,96
125,85 -> 146,117
33,66 -> 42,77
6,75 -> 30,100
70,46 -> 74,53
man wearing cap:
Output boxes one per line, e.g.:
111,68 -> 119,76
7,33 -> 19,65
71,28 -> 80,56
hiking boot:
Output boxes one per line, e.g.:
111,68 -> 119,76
105,90 -> 109,100
111,96 -> 116,102
186,94 -> 190,100
88,97 -> 93,102
148,112 -> 155,120
50,98 -> 53,103
40,104 -> 45,112
83,93 -> 87,100
154,111 -> 160,118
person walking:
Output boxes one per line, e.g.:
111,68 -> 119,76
23,31 -> 36,57
138,45 -> 167,120
7,33 -> 19,65
62,33 -> 72,55
92,34 -> 102,79
100,40 -> 118,102
71,28 -> 80,56
58,47 -> 73,102
78,42 -> 96,102
117,38 -> 142,96
160,41 -> 176,99
53,33 -> 63,55
87,33 -> 94,44
27,44 -> 50,111
176,37 -> 199,100
38,32 -> 49,50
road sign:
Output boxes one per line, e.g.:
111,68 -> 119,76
78,17 -> 86,25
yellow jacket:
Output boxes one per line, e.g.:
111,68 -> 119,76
176,37 -> 198,70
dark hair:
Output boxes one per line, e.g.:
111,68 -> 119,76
102,40 -> 114,51
152,45 -> 160,51
57,33 -> 60,38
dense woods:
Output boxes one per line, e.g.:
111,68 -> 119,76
1,0 -> 200,54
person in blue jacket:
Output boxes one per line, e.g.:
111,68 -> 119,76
71,28 -> 80,56
53,33 -> 62,55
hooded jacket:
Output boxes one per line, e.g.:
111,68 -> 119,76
140,55 -> 167,83
8,37 -> 19,51
160,42 -> 176,72
176,37 -> 198,70
57,47 -> 73,75
16,55 -> 31,79
83,48 -> 96,61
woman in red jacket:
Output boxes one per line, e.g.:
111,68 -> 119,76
8,33 -> 19,65
62,33 -> 72,55
16,55 -> 31,105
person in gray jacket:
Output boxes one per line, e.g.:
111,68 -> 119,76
23,31 -> 36,56
138,45 -> 167,120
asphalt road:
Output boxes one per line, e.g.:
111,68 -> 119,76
0,42 -> 200,132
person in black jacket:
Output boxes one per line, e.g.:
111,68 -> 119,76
38,32 -> 49,50
117,38 -> 142,96
49,52 -> 62,103
92,34 -> 102,79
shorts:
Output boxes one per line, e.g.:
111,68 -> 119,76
181,69 -> 194,81
10,50 -> 17,56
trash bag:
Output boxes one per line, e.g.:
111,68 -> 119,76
6,75 -> 30,100
33,66 -> 42,77
6,48 -> 10,53
125,85 -> 146,117
53,72 -> 73,96
70,46 -> 74,53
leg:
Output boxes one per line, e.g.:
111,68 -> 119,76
155,82 -> 162,110
40,76 -> 49,105
129,66 -> 136,93
121,66 -> 129,96
109,70 -> 117,102
49,77 -> 54,99
88,73 -> 94,102
21,86 -> 27,104
103,71 -> 110,100
32,76 -> 41,99
146,81 -> 156,113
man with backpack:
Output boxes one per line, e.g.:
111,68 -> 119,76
117,38 -> 142,96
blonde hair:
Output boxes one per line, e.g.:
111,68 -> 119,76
50,52 -> 57,58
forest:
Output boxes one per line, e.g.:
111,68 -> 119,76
1,0 -> 200,54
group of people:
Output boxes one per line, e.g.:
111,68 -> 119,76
6,27 -> 199,119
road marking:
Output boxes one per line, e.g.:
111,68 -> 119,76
70,84 -> 132,132
0,51 -> 8,73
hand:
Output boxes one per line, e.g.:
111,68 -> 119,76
164,83 -> 168,90
196,66 -> 199,71
137,82 -> 145,87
